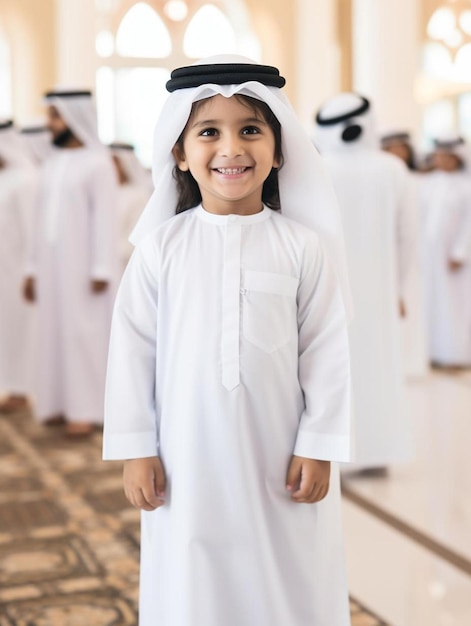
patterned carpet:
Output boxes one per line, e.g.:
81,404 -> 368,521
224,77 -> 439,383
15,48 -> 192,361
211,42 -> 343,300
0,409 -> 388,626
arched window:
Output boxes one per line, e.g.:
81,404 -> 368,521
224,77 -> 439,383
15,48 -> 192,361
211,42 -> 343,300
0,31 -> 12,118
422,99 -> 455,144
422,42 -> 453,80
183,4 -> 237,58
116,3 -> 172,58
95,0 -> 259,166
458,92 -> 471,137
421,2 -> 471,142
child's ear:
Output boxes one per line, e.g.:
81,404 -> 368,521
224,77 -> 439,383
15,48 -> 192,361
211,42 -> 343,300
172,144 -> 190,172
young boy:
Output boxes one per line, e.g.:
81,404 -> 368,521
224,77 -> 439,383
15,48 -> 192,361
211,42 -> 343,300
103,55 -> 352,626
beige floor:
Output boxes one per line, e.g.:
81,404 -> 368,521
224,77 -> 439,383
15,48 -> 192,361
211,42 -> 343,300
343,369 -> 471,626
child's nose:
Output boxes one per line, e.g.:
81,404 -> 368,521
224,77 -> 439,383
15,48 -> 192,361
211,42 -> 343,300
219,133 -> 244,158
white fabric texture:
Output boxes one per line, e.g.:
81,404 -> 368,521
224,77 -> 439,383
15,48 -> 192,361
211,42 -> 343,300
0,124 -> 33,168
0,159 -> 38,395
401,172 -> 428,378
315,94 -> 414,467
421,170 -> 471,365
111,146 -> 153,272
45,92 -> 102,150
130,55 -> 352,320
111,145 -> 153,192
20,121 -> 53,165
30,148 -> 118,422
104,205 -> 351,625
117,184 -> 151,273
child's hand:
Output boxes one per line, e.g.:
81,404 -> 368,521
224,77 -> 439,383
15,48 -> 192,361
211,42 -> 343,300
286,455 -> 330,503
123,456 -> 166,511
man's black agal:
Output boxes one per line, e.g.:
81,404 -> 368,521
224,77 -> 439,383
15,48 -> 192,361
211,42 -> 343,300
166,63 -> 286,92
21,126 -> 48,134
0,120 -> 14,131
316,97 -> 370,126
44,90 -> 92,99
109,142 -> 134,151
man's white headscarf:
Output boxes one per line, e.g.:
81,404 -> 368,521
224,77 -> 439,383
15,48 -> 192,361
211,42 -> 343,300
20,120 -> 53,165
44,89 -> 102,150
313,92 -> 379,154
433,133 -> 469,172
110,143 -> 152,190
0,120 -> 33,168
130,54 -> 352,319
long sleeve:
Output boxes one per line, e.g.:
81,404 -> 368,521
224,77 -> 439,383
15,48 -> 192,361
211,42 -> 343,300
89,155 -> 119,280
294,236 -> 351,462
103,239 -> 159,460
23,170 -> 41,278
15,169 -> 39,276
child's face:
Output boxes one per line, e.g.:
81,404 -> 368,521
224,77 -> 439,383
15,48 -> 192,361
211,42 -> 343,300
173,94 -> 280,215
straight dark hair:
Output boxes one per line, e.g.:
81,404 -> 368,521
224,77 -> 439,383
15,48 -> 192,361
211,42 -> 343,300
172,95 -> 283,214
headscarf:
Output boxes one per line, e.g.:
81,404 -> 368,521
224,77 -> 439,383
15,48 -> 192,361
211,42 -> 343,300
313,92 -> 379,154
44,89 -> 102,150
130,54 -> 352,319
0,120 -> 34,168
110,142 -> 152,190
20,120 -> 53,165
380,129 -> 416,171
432,133 -> 469,171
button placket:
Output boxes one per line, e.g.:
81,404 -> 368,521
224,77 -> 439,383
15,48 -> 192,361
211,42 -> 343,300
221,218 -> 242,391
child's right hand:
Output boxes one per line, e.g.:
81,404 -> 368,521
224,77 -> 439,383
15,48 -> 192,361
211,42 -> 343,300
123,456 -> 166,511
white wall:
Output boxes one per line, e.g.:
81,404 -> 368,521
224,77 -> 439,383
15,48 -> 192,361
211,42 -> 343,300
55,0 -> 96,88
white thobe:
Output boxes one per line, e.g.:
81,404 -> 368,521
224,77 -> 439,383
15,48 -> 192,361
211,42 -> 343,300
103,206 -> 352,626
0,165 -> 37,396
322,149 -> 414,468
401,172 -> 428,378
421,171 -> 471,365
31,148 -> 118,422
117,184 -> 150,274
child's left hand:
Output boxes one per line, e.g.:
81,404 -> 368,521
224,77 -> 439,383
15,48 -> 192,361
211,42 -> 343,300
286,456 -> 330,503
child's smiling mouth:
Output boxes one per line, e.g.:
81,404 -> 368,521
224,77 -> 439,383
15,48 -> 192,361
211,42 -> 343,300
214,167 -> 250,176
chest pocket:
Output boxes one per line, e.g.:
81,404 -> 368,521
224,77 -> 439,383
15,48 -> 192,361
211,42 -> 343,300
242,270 -> 299,353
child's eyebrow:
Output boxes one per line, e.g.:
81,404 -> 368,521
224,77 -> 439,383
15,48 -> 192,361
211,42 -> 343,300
190,117 -> 267,129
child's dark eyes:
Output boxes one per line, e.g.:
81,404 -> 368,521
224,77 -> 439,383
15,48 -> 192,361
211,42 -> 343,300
199,126 -> 262,137
200,128 -> 218,137
241,126 -> 261,135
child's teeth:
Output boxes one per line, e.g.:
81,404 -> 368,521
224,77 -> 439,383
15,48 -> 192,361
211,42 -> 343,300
218,167 -> 246,174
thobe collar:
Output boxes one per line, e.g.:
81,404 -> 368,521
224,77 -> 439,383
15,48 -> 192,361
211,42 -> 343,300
195,204 -> 272,226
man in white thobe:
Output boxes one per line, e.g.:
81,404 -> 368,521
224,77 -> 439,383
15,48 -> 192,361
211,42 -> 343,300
110,143 -> 152,273
314,93 -> 414,472
381,130 -> 428,378
0,121 -> 37,413
24,90 -> 118,436
421,136 -> 471,367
